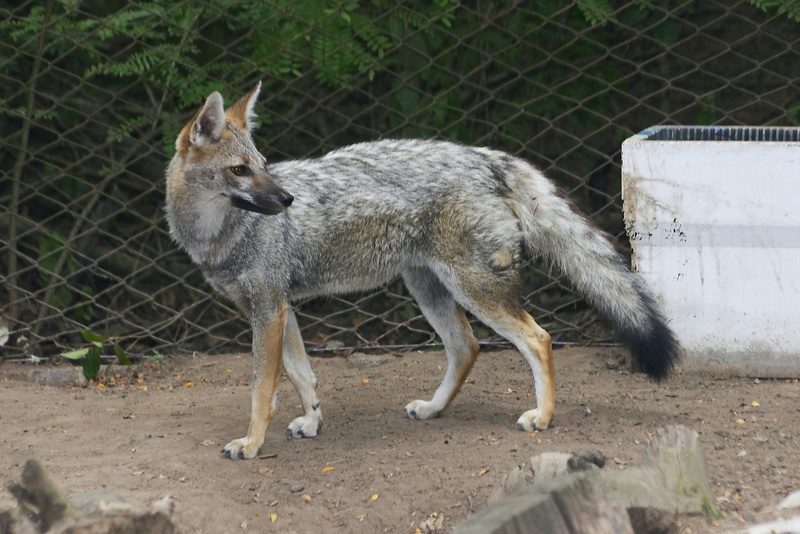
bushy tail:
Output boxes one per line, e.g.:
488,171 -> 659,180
510,161 -> 680,380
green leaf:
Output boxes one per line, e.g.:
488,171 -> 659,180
81,329 -> 108,344
114,342 -> 133,365
148,350 -> 166,365
83,345 -> 102,381
61,348 -> 89,360
576,0 -> 615,25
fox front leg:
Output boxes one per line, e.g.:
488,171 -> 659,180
282,310 -> 323,438
222,302 -> 288,459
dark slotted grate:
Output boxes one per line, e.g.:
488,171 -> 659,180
643,126 -> 800,142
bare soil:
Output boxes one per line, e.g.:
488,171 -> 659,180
1,347 -> 799,533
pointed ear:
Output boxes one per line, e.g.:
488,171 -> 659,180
225,81 -> 262,132
189,91 -> 226,148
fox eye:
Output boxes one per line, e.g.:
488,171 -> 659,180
229,165 -> 248,176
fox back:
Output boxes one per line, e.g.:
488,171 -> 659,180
166,87 -> 553,313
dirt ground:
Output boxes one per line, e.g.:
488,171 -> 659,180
1,346 -> 799,533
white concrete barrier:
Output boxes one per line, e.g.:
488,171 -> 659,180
622,126 -> 800,376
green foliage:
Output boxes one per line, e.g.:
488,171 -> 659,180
147,349 -> 166,365
35,232 -> 93,324
696,93 -> 718,125
750,0 -> 800,21
61,330 -> 133,381
575,0 -> 800,24
576,0 -> 615,25
788,101 -> 800,124
12,0 -> 788,163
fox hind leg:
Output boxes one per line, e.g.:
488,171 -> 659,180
402,268 -> 480,420
423,261 -> 556,432
477,306 -> 555,431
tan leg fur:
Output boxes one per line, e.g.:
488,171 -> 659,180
222,302 -> 288,459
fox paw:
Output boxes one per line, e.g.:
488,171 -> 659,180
405,400 -> 441,420
221,437 -> 261,460
516,409 -> 551,432
287,415 -> 322,438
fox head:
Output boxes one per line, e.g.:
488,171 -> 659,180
169,82 -> 294,219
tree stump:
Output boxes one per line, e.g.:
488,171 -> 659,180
1,459 -> 176,534
456,426 -> 715,534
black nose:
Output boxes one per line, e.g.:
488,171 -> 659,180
280,192 -> 294,207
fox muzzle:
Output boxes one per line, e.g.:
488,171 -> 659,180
230,190 -> 294,215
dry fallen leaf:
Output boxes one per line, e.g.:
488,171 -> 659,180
751,401 -> 760,407
357,513 -> 368,521
269,513 -> 277,523
301,494 -> 311,502
361,377 -> 369,385
371,493 -> 379,501
735,418 -> 746,425
321,466 -> 335,474
479,466 -> 490,476
183,381 -> 195,388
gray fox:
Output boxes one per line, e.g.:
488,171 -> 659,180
165,82 -> 680,459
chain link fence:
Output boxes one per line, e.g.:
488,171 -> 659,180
2,0 -> 799,361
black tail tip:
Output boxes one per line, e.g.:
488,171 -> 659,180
627,317 -> 681,382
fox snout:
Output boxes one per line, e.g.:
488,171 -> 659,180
229,188 -> 294,216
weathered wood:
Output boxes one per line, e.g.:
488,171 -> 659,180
7,459 -> 74,530
456,473 -> 634,534
457,426 -> 715,534
488,452 -> 605,506
599,426 -> 715,517
2,460 -> 176,534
